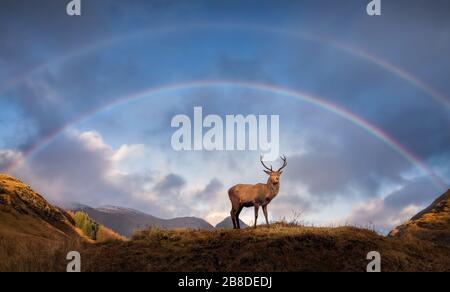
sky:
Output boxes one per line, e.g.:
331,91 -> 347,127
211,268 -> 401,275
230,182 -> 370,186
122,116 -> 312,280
0,0 -> 449,232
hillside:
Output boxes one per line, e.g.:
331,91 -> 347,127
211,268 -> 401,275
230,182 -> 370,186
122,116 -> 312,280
68,204 -> 215,237
1,174 -> 450,272
80,189 -> 450,272
0,174 -> 82,271
81,224 -> 450,272
389,189 -> 450,246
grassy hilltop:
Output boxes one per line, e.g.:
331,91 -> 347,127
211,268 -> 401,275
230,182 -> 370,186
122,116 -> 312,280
80,224 -> 450,272
1,174 -> 449,272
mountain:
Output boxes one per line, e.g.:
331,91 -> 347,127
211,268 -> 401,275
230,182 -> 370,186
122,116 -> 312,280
215,216 -> 250,229
68,204 -> 215,237
390,189 -> 450,246
0,174 -> 82,271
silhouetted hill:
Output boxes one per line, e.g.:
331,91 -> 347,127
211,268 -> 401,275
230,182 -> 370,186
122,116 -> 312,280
215,216 -> 249,229
390,189 -> 450,246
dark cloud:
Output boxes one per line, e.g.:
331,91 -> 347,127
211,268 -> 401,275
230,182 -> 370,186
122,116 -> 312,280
347,176 -> 446,233
17,131 -> 126,206
2,0 -> 449,168
384,177 -> 439,209
284,128 -> 407,200
1,0 -> 449,226
153,173 -> 186,196
194,178 -> 224,202
6,130 -> 190,218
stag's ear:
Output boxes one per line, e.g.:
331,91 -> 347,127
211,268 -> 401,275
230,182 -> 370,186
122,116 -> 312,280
279,171 -> 283,175
264,170 -> 271,175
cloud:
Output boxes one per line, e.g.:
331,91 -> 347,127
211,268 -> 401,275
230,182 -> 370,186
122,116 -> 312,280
383,177 -> 439,209
346,177 -> 440,233
284,128 -> 408,201
347,198 -> 421,233
0,149 -> 23,172
1,127 -> 444,228
4,131 -> 150,210
3,130 -> 207,219
1,0 -> 449,228
194,178 -> 224,202
153,173 -> 186,196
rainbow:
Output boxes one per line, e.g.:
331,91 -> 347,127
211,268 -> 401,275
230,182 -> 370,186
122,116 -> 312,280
1,23 -> 449,108
7,80 -> 447,191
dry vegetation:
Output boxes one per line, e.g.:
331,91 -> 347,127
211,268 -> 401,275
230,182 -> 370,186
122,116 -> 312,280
96,225 -> 127,242
390,190 -> 450,247
80,223 -> 450,272
0,212 -> 123,272
1,174 -> 449,272
0,174 -> 83,272
0,234 -> 81,272
0,208 -> 83,272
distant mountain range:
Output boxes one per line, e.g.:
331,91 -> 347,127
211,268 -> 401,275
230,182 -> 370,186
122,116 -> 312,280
66,203 -> 216,237
63,203 -> 255,237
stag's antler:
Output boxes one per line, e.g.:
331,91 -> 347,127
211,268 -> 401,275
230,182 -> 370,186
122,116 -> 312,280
260,155 -> 273,172
277,155 -> 287,172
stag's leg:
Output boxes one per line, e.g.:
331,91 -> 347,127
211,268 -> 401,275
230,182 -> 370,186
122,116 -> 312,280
230,206 -> 238,229
236,205 -> 244,229
262,205 -> 270,227
254,205 -> 259,228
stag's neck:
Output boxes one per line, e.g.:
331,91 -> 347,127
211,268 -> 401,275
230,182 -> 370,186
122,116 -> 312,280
266,181 -> 280,198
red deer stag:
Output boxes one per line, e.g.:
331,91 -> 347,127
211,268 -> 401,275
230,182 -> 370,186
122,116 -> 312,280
228,156 -> 287,229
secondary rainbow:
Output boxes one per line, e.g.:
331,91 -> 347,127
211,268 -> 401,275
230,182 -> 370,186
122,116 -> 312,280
0,23 -> 448,109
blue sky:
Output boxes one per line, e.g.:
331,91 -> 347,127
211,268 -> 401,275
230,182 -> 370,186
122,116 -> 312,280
0,0 -> 449,231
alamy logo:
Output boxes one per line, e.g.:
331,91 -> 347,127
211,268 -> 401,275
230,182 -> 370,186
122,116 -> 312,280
366,251 -> 381,272
171,107 -> 280,161
367,0 -> 381,16
66,251 -> 81,272
66,0 -> 81,16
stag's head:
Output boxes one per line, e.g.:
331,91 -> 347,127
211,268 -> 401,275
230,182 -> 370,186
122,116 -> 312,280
260,155 -> 287,185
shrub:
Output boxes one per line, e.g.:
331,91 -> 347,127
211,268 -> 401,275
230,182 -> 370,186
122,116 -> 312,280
73,211 -> 99,240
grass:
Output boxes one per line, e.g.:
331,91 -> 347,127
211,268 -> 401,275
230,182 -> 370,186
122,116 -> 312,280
0,206 -> 84,272
80,223 -> 450,272
1,219 -> 449,272
0,215 -> 123,272
0,233 -> 81,272
1,174 -> 449,272
96,225 -> 127,242
0,174 -> 86,272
